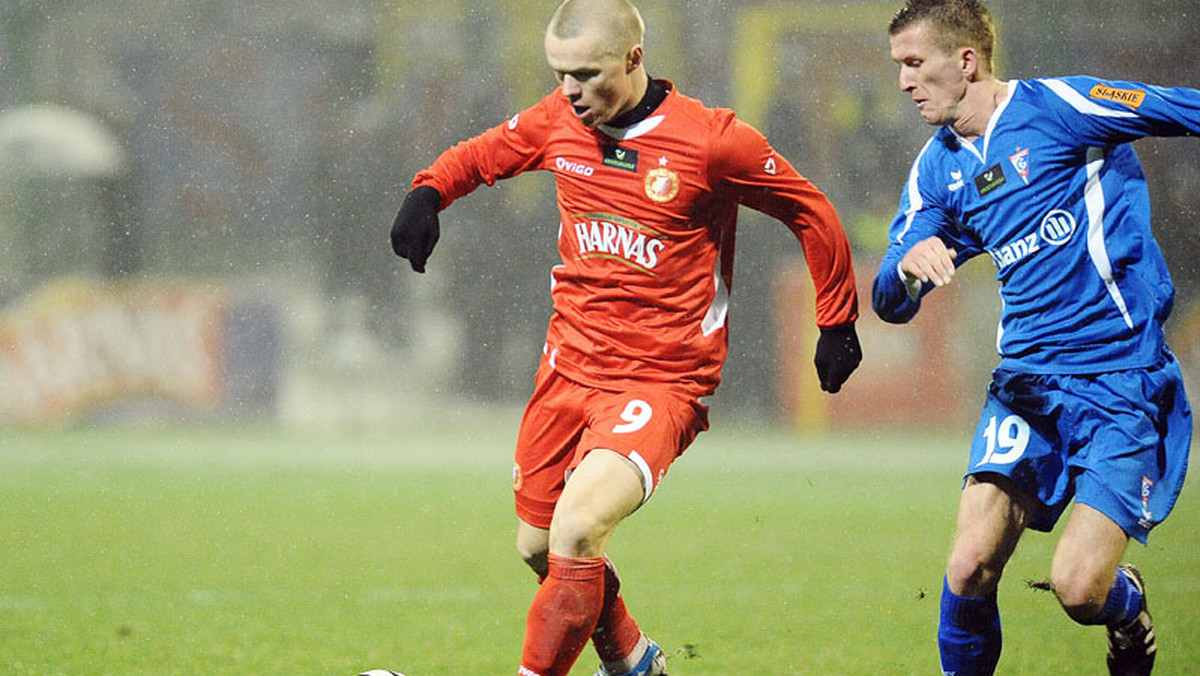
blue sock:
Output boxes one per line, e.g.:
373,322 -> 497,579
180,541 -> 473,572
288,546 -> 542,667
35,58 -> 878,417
938,577 -> 1002,675
1088,568 -> 1143,627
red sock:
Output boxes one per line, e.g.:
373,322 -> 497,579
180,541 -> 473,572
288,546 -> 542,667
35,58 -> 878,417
591,556 -> 643,663
520,554 -> 606,676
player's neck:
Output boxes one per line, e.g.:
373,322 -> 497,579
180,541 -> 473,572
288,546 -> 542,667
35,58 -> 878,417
606,72 -> 665,129
952,78 -> 1008,141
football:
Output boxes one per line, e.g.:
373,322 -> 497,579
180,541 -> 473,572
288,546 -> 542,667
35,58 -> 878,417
358,671 -> 405,676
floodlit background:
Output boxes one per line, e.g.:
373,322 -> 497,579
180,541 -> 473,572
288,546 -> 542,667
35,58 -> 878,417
3,4 -> 1200,674
3,0 -> 1200,430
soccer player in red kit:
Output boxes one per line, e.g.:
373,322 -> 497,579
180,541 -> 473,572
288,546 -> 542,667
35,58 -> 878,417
390,1 -> 862,674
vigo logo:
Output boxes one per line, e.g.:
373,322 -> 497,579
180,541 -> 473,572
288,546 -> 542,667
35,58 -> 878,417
1039,209 -> 1076,245
571,212 -> 666,274
556,157 -> 595,176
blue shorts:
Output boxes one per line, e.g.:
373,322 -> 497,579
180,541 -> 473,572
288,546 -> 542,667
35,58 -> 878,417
967,352 -> 1191,544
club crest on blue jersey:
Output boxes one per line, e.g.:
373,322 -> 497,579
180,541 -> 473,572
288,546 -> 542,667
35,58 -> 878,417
1009,148 -> 1030,185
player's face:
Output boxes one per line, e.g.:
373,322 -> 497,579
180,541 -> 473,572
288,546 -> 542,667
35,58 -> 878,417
890,22 -> 970,127
545,29 -> 640,128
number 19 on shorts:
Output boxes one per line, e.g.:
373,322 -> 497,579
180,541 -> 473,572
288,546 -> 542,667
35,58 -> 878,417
975,414 -> 1030,467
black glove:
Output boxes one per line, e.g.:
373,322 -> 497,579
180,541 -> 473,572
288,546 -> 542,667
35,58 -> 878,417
813,322 -> 862,394
390,186 -> 442,273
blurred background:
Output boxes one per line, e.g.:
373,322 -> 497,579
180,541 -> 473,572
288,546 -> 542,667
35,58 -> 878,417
2,0 -> 1199,431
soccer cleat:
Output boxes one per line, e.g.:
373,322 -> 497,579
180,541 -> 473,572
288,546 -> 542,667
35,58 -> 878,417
593,639 -> 667,676
1107,564 -> 1156,676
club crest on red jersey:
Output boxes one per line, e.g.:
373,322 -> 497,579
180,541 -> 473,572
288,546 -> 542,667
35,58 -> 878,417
644,167 -> 680,203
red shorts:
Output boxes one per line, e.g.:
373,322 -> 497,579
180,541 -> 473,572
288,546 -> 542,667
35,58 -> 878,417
512,360 -> 710,529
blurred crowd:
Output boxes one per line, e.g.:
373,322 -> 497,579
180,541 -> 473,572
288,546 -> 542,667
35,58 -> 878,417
2,0 -> 1198,418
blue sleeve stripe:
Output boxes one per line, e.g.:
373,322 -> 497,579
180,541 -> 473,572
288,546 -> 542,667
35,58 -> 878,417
1042,78 -> 1139,119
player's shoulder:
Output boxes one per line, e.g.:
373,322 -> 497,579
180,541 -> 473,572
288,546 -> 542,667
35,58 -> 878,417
912,129 -> 955,171
509,88 -> 573,123
659,83 -> 736,130
899,131 -> 962,204
528,88 -> 573,120
653,83 -> 773,174
1024,75 -> 1149,114
497,88 -> 578,144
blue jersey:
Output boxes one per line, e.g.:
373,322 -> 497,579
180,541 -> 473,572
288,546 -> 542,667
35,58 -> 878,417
873,76 -> 1200,374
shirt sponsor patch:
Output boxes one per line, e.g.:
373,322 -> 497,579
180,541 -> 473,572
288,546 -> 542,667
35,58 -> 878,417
974,163 -> 1007,196
1088,84 -> 1146,109
602,145 -> 639,172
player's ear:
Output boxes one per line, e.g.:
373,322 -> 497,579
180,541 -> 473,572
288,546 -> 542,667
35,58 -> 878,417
627,44 -> 644,72
960,46 -> 980,81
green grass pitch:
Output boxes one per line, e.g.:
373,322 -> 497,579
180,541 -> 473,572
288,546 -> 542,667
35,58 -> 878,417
1,417 -> 1196,674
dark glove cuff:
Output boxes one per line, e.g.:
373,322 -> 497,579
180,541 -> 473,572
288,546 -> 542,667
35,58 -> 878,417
819,322 -> 857,337
407,185 -> 442,211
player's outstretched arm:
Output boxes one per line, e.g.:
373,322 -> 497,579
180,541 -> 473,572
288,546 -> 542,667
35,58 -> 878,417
390,185 -> 442,273
813,322 -> 862,394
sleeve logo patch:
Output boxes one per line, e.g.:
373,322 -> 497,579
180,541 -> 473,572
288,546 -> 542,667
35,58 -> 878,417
1088,84 -> 1146,109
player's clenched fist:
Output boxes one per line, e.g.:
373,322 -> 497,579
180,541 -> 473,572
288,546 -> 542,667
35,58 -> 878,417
899,235 -> 958,289
813,322 -> 862,394
391,186 -> 442,273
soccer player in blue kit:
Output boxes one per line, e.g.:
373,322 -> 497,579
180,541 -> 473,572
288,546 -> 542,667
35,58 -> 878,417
873,1 -> 1194,674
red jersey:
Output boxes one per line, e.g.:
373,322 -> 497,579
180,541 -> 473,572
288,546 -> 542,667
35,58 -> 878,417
412,81 -> 858,397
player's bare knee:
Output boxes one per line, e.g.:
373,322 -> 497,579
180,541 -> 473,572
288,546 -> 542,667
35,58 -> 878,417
517,541 -> 549,576
946,547 -> 1003,595
515,525 -> 550,576
1050,570 -> 1107,623
548,511 -> 609,558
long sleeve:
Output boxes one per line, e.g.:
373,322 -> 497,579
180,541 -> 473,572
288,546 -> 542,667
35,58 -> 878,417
411,95 -> 554,209
710,115 -> 858,328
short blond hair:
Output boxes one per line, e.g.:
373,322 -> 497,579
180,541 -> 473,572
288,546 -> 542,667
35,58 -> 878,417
548,0 -> 645,59
889,0 -> 996,73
